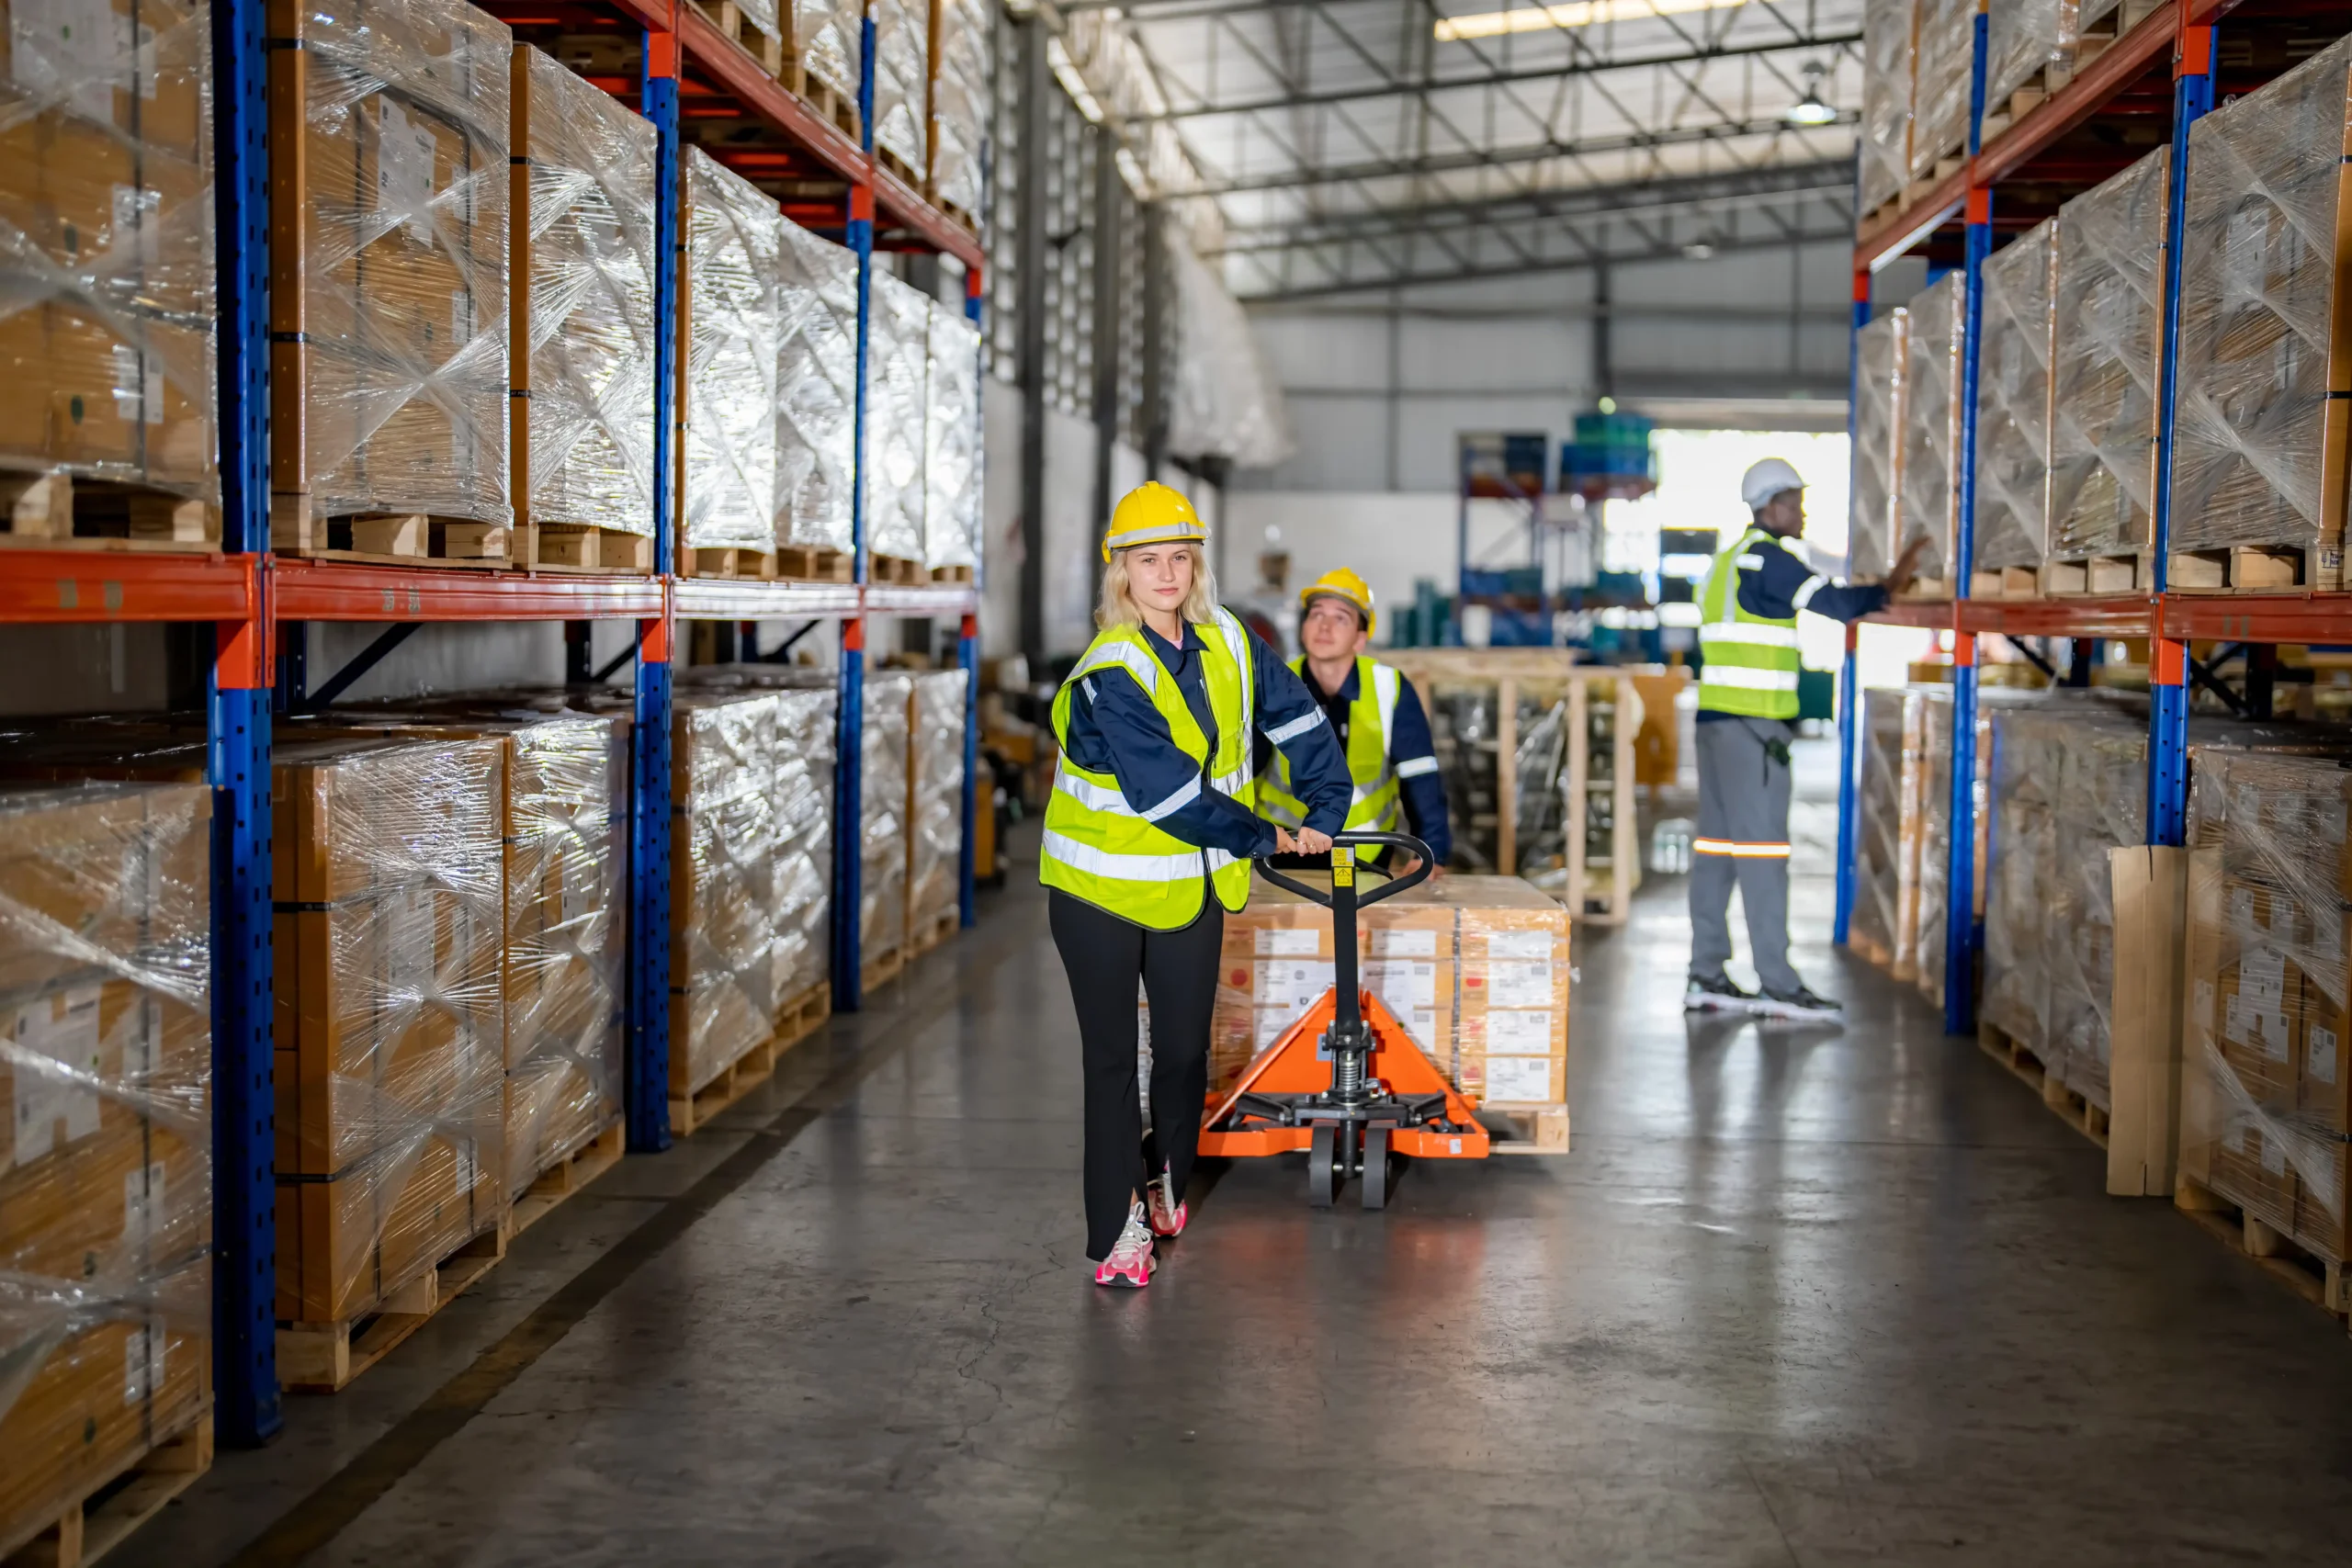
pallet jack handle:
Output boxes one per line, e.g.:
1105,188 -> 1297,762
1254,832 -> 1434,1033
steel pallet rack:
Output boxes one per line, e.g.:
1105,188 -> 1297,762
0,0 -> 985,1447
1837,0 -> 2348,1035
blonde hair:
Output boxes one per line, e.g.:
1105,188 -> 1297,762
1099,541 -> 1219,630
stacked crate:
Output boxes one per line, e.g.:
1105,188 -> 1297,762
1898,271 -> 1963,599
863,672 -> 916,987
0,0 -> 218,548
1907,0 -> 1973,188
772,684 -> 837,1014
0,784 -> 212,1559
870,0 -> 929,183
681,147 -> 782,579
670,694 -> 783,1100
1973,218 -> 2058,598
924,301 -> 984,581
1982,0 -> 2074,142
927,0 -> 990,226
865,271 -> 932,578
1852,686 -> 1930,979
510,47 -> 658,574
1859,0 -> 1915,217
907,671 -> 967,953
2170,34 -> 2352,594
775,216 -> 859,578
267,0 -> 514,562
1849,308 -> 1907,581
2046,147 -> 2166,595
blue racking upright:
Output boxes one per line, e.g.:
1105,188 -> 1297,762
0,0 -> 987,1440
1841,0 -> 2344,1033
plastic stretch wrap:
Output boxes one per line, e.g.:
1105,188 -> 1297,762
865,271 -> 929,563
2183,750 -> 2352,1262
276,0 -> 512,529
869,0 -> 926,174
1974,219 -> 2057,571
795,0 -> 860,104
1206,875 -> 1567,1106
908,671 -> 966,936
1901,271 -> 1963,586
924,301 -> 981,571
1852,686 -> 1928,980
1987,0 -> 2074,110
771,687 -> 834,1008
684,147 -> 779,554
1909,0 -> 1972,178
775,216 -> 856,553
2049,146 -> 2165,560
0,784 -> 209,1550
670,694 -> 780,1095
1915,686 -> 2009,1011
514,48 -> 657,539
928,0 -> 988,216
273,737 -> 506,1324
2171,37 -> 2352,558
863,674 -> 913,964
0,0 -> 216,504
1849,309 -> 1906,581
1860,0 -> 1914,212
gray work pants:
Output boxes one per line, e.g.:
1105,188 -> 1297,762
1689,716 -> 1799,995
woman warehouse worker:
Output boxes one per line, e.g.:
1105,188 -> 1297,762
1044,480 -> 1352,1289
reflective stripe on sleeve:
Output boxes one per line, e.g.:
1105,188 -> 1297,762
1140,774 -> 1202,823
1736,553 -> 1766,569
1263,707 -> 1327,745
1692,838 -> 1792,858
1396,754 -> 1441,779
1790,575 -> 1827,610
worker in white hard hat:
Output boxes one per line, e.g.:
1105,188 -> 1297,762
1258,567 -> 1452,877
1685,457 -> 1924,1021
1042,480 -> 1351,1288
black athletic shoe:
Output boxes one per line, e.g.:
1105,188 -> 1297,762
1756,983 -> 1844,1021
1683,973 -> 1758,1011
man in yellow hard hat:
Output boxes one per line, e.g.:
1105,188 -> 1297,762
1257,568 -> 1452,876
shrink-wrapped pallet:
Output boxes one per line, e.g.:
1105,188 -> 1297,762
1852,686 -> 1929,980
796,0 -> 862,107
871,0 -> 929,175
2049,146 -> 2166,564
1916,686 -> 2016,1011
2171,36 -> 2352,576
273,737 -> 507,1324
773,687 -> 836,1009
0,784 -> 210,1555
683,147 -> 780,558
908,671 -> 966,940
268,0 -> 513,547
1909,0 -> 1972,180
1900,271 -> 1963,592
864,672 -> 914,969
1974,220 -> 2058,575
1986,0 -> 2074,114
866,271 -> 930,564
928,0 -> 989,218
1860,0 -> 1915,214
512,48 -> 658,561
776,217 -> 858,554
924,300 -> 982,572
1849,309 -> 1907,581
671,694 -> 781,1094
0,0 -> 217,523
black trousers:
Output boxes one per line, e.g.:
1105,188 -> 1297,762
1049,888 -> 1223,1261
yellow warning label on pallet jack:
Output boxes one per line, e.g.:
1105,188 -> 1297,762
1332,858 -> 1354,887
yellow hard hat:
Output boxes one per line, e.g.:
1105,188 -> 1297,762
1298,568 -> 1375,637
1102,480 -> 1206,562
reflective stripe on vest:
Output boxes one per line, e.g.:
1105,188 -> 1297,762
1259,655 -> 1402,860
1697,525 -> 1803,720
1040,610 -> 1258,929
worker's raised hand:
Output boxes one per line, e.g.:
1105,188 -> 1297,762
1295,828 -> 1335,855
1884,536 -> 1929,598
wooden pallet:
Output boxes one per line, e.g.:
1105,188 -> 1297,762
1968,565 -> 2043,600
2041,551 -> 2154,596
0,472 -> 221,553
2167,544 -> 2345,594
861,942 -> 906,997
506,1119 -> 625,1242
876,146 -> 922,190
668,982 -> 830,1138
793,73 -> 862,143
2177,1175 -> 2350,1323
776,543 -> 854,582
1979,1022 -> 2110,1148
685,545 -> 778,581
0,1415 -> 213,1568
521,525 -> 654,574
694,0 -> 783,73
907,904 -> 958,960
1481,1102 -> 1570,1155
1979,59 -> 2075,148
277,514 -> 514,569
927,561 -> 975,584
870,552 -> 923,585
277,1220 -> 508,1393
1894,576 -> 1955,604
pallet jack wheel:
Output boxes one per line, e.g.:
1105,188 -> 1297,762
1361,1127 -> 1390,1211
1307,1124 -> 1339,1208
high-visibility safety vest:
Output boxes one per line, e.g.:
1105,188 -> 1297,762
1040,609 -> 1259,930
1259,655 -> 1400,863
1696,525 -> 1804,721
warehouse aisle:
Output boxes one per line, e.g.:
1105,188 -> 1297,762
136,780 -> 2352,1567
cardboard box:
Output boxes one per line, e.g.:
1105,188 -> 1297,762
2109,845 -> 2187,1196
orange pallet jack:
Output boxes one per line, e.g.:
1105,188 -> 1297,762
1198,831 -> 1489,1208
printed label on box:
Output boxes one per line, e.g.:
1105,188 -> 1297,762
1487,959 -> 1554,1009
123,1319 -> 165,1406
1484,1055 -> 1554,1103
1363,958 -> 1435,1018
1256,959 -> 1333,1014
1257,928 -> 1320,956
123,1158 -> 165,1238
11,0 -> 122,121
11,985 -> 104,1164
2312,1025 -> 2339,1087
1485,1009 -> 1555,1054
1487,930 -> 1553,960
378,96 -> 438,244
2192,978 -> 2214,1032
1368,929 -> 1437,959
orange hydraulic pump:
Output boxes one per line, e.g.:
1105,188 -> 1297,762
1197,831 -> 1490,1209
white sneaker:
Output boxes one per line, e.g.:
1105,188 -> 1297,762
1093,1202 -> 1156,1288
1147,1172 -> 1187,1238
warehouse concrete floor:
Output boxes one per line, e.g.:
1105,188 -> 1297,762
130,747 -> 2352,1567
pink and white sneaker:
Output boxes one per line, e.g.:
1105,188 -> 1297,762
1146,1173 -> 1187,1238
1092,1203 -> 1156,1289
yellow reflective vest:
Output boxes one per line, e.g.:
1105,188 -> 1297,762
1697,526 -> 1804,721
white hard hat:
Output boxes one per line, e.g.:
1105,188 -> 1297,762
1740,457 -> 1805,511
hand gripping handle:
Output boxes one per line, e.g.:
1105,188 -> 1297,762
1253,830 -> 1437,908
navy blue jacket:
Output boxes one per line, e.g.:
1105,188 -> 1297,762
1258,660 -> 1453,865
1062,621 -> 1351,859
